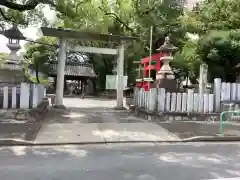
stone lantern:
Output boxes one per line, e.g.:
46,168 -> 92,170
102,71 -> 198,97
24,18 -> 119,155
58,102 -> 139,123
0,25 -> 26,84
156,36 -> 178,92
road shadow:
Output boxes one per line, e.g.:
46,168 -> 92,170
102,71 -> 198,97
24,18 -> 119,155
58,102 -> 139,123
44,106 -> 144,124
0,144 -> 240,179
44,97 -> 144,124
0,119 -> 42,142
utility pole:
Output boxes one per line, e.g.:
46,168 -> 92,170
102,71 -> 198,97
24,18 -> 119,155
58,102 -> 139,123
147,0 -> 153,111
147,26 -> 153,111
148,26 -> 153,90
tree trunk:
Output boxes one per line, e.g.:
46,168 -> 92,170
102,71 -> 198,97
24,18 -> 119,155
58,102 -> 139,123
35,65 -> 40,84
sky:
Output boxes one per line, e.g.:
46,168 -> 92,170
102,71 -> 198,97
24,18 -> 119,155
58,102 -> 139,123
0,5 -> 56,53
186,0 -> 199,8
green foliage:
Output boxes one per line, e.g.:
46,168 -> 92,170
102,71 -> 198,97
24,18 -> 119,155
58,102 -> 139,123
172,39 -> 201,83
196,30 -> 240,82
178,0 -> 240,83
0,52 -> 8,61
54,0 -> 187,86
4,0 -> 189,88
181,0 -> 240,33
23,37 -> 57,83
134,0 -> 187,49
0,1 -> 48,30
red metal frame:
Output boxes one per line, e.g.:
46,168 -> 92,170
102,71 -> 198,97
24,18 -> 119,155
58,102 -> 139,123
135,52 -> 166,91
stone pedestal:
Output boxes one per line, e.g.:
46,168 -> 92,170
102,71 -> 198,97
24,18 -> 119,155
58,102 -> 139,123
0,65 -> 25,85
156,56 -> 178,92
157,78 -> 178,93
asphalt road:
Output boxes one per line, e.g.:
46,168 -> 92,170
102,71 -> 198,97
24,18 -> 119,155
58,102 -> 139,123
0,143 -> 240,180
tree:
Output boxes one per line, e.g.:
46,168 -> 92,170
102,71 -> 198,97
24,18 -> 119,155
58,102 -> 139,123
53,0 -> 188,87
23,37 -> 56,83
0,0 -> 52,28
0,0 -> 54,11
0,52 -> 8,61
17,0 -> 188,87
196,30 -> 240,82
172,40 -> 201,83
180,0 -> 240,34
0,0 -> 81,29
178,0 -> 240,82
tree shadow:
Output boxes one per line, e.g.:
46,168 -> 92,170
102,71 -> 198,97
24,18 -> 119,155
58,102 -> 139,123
0,120 -> 42,142
45,104 -> 143,124
0,143 -> 240,179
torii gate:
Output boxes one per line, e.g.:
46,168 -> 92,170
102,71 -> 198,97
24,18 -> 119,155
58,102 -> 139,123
41,27 -> 139,109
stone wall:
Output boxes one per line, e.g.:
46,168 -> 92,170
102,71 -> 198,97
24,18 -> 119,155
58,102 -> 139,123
132,107 -> 219,122
1,98 -> 49,121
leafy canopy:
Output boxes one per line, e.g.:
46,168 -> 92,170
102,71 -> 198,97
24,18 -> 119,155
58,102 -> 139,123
23,37 -> 56,83
180,0 -> 240,33
196,29 -> 240,82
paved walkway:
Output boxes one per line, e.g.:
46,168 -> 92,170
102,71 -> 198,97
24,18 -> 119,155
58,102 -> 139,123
1,97 -> 240,144
35,98 -> 180,143
45,98 -> 143,124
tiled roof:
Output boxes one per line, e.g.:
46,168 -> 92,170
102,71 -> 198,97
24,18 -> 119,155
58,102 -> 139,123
49,63 -> 96,77
1,25 -> 26,40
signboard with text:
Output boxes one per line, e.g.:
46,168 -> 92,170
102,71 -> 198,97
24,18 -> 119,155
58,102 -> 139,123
105,75 -> 128,90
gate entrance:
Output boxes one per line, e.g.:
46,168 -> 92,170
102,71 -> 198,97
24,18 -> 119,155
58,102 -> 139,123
41,27 -> 139,108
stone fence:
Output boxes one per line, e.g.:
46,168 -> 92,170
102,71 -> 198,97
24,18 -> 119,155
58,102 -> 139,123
133,78 -> 240,114
0,83 -> 46,109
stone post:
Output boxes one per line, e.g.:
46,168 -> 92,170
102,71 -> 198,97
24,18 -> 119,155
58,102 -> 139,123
199,64 -> 208,95
199,64 -> 208,112
116,41 -> 124,109
55,38 -> 67,106
214,78 -> 221,112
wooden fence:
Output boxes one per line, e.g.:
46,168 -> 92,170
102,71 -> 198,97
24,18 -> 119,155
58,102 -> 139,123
133,78 -> 240,113
0,83 -> 46,109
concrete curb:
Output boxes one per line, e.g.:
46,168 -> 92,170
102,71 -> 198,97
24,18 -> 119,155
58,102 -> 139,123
1,136 -> 240,146
0,139 -> 181,146
182,136 -> 240,142
0,139 -> 33,146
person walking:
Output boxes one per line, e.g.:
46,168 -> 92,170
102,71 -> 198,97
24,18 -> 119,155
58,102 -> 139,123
81,79 -> 87,99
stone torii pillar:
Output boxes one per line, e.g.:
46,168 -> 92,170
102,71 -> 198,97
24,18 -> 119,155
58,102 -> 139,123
55,38 -> 125,108
55,37 -> 67,107
116,41 -> 125,109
